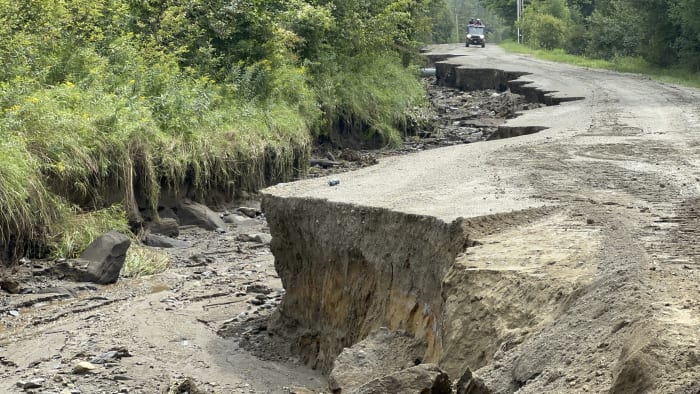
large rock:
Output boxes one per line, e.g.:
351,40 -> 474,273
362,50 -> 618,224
329,328 -> 428,392
222,213 -> 259,227
147,217 -> 179,238
143,233 -> 189,249
80,231 -> 131,284
176,200 -> 226,231
455,368 -> 492,394
349,363 -> 452,394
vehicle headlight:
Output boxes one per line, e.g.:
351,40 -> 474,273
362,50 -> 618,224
467,34 -> 472,39
480,35 -> 485,39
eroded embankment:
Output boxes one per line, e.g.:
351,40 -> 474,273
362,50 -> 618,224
263,193 -> 598,390
261,58 -> 595,390
431,57 -> 583,141
262,195 -> 467,373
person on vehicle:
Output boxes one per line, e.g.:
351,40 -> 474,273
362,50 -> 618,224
476,19 -> 482,26
469,18 -> 476,25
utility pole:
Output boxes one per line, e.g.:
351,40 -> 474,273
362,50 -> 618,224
455,9 -> 459,42
516,0 -> 523,44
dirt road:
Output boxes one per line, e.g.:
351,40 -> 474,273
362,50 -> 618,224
264,45 -> 700,393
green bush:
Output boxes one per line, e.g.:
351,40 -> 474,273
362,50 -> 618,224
0,0 -> 433,260
315,53 -> 426,147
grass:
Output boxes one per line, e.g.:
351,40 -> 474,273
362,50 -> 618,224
499,40 -> 700,88
315,53 -> 429,148
0,15 -> 423,262
48,205 -> 130,259
121,245 -> 171,278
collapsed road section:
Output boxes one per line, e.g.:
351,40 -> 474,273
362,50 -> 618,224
260,44 -> 598,393
262,44 -> 700,393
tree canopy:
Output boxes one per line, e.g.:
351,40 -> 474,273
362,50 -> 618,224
481,0 -> 700,71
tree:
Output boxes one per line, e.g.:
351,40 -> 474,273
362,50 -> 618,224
669,0 -> 700,70
518,0 -> 573,49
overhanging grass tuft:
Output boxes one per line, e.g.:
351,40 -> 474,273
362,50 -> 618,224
121,246 -> 171,278
315,53 -> 427,147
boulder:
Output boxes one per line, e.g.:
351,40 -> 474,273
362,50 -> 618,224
80,231 -> 131,284
222,213 -> 259,226
329,328 -> 428,392
176,200 -> 226,231
147,217 -> 179,238
143,233 -> 189,249
0,277 -> 21,294
236,206 -> 260,218
456,368 -> 493,394
350,363 -> 452,394
237,233 -> 272,244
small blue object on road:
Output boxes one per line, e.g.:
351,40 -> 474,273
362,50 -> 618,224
328,178 -> 340,186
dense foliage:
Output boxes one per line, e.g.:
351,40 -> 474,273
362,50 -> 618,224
0,0 -> 447,261
481,0 -> 700,71
443,0 -> 505,43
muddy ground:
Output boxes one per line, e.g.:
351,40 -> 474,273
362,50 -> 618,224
0,77 -> 511,393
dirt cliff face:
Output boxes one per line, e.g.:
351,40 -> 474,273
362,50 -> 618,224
262,195 -> 467,373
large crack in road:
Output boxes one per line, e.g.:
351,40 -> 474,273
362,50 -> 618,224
262,44 -> 700,393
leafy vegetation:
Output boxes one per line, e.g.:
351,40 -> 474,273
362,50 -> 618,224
121,246 -> 172,278
482,0 -> 700,74
0,0 -> 449,261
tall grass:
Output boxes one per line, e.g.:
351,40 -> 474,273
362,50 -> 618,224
500,40 -> 700,88
121,246 -> 171,278
0,36 -> 314,261
0,4 -> 426,262
315,53 -> 428,147
48,205 -> 130,259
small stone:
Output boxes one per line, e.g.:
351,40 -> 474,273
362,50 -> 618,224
236,207 -> 259,218
17,378 -> 44,389
72,361 -> 96,374
8,310 -> 19,317
586,218 -> 595,225
237,233 -> 272,244
250,298 -> 265,306
289,387 -> 315,394
246,284 -> 272,295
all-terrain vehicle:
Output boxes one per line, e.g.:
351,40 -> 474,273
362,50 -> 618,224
465,24 -> 486,48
